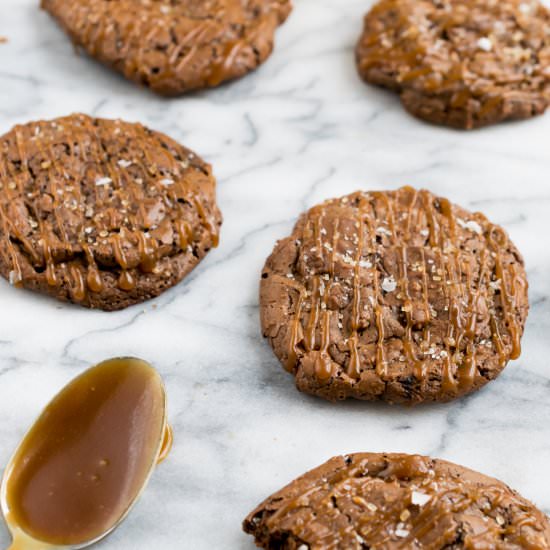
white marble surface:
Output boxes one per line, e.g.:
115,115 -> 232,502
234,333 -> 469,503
1,0 -> 550,548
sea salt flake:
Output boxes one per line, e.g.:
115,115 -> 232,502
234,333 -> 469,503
493,21 -> 506,34
117,159 -> 132,168
457,218 -> 483,235
489,279 -> 501,290
381,276 -> 397,293
8,270 -> 19,285
395,528 -> 410,538
359,259 -> 373,268
411,490 -> 431,506
160,178 -> 174,186
376,226 -> 392,236
95,177 -> 112,186
465,220 -> 482,234
477,37 -> 493,52
519,2 -> 533,14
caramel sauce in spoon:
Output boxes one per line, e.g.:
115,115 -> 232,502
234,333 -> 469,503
1,358 -> 171,549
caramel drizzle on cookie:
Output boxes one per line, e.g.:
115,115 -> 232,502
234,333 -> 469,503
0,114 -> 219,304
282,186 -> 524,396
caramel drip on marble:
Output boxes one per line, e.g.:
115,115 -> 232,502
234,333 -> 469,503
0,114 -> 219,302
280,186 -> 524,393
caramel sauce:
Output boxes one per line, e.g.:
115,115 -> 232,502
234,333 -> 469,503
1,358 -> 170,548
118,270 -> 136,291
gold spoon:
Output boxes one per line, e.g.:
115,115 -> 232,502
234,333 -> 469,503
1,357 -> 172,550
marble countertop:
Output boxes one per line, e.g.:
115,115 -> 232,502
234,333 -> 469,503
1,0 -> 550,548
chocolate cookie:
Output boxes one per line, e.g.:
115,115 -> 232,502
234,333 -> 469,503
244,452 -> 550,549
41,0 -> 292,96
355,0 -> 550,129
260,187 -> 528,404
0,114 -> 221,311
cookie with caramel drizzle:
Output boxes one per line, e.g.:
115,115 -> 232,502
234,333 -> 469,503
41,0 -> 292,96
244,452 -> 550,549
0,114 -> 221,310
260,187 -> 528,404
356,0 -> 550,129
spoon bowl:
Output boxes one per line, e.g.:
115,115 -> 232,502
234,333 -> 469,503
1,357 -> 172,550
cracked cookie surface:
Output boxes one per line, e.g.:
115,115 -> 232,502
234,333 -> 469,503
42,0 -> 292,95
244,452 -> 550,549
0,114 -> 221,310
260,187 -> 528,404
355,0 -> 550,129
